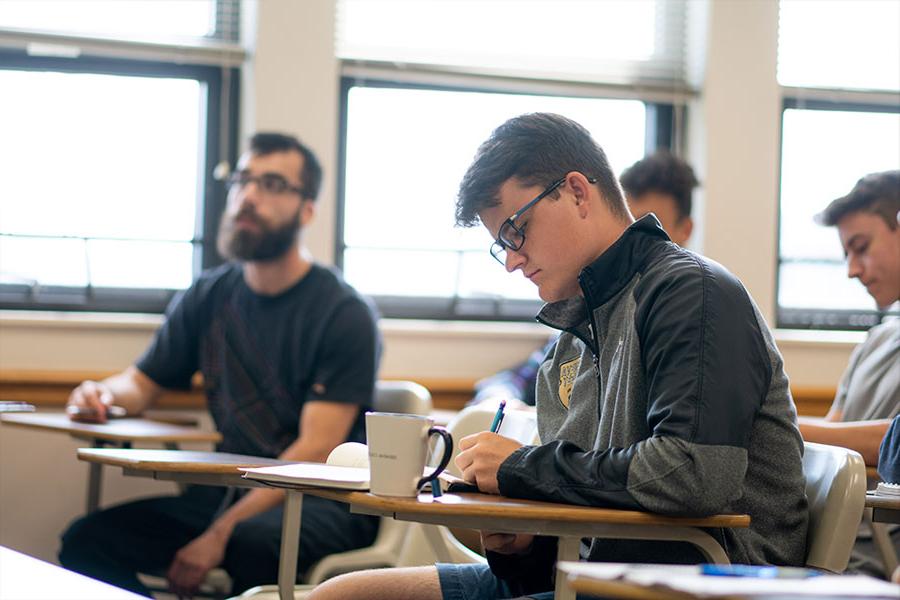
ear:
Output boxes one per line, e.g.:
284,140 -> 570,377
565,172 -> 593,217
676,216 -> 694,245
300,199 -> 316,227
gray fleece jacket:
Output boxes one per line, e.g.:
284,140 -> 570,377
490,215 -> 808,592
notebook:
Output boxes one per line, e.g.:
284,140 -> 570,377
240,441 -> 371,490
241,462 -> 371,490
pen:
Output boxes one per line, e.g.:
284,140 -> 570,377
700,564 -> 822,578
489,400 -> 506,433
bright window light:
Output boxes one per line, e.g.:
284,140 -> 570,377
0,69 -> 202,289
0,0 -> 215,39
778,108 -> 900,312
778,0 -> 900,91
342,86 -> 645,303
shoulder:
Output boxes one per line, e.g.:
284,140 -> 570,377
309,264 -> 379,322
636,246 -> 749,307
167,262 -> 242,313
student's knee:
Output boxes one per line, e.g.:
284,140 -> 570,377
307,567 -> 442,600
59,514 -> 102,568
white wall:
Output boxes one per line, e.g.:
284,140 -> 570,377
0,0 -> 863,565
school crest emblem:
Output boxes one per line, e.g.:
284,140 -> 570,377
558,357 -> 580,409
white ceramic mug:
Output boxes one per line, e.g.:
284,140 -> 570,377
365,412 -> 453,497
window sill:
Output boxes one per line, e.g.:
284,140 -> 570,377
774,328 -> 866,350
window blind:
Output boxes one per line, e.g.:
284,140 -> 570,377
0,0 -> 243,67
336,0 -> 689,90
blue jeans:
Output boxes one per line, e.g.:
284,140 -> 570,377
437,563 -> 594,600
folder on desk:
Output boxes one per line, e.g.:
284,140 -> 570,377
240,462 -> 371,490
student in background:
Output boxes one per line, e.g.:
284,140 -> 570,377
799,170 -> 900,578
309,112 -> 807,600
798,171 -> 899,466
59,133 -> 381,598
470,151 -> 699,410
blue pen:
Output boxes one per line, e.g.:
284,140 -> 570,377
489,400 -> 506,433
700,564 -> 822,579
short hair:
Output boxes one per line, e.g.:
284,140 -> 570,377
455,113 -> 629,227
815,170 -> 900,230
619,151 -> 699,221
249,132 -> 323,201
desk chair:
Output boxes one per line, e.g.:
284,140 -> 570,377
143,381 -> 432,599
230,404 -> 539,600
802,441 -> 867,572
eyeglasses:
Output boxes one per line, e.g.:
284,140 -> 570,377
228,171 -> 304,197
489,177 -> 567,265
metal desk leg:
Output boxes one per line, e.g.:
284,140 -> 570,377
86,439 -> 109,512
421,524 -> 453,563
278,490 -> 303,600
554,537 -> 581,600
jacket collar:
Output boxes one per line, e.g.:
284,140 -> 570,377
537,214 -> 670,329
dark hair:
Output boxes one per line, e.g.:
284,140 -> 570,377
815,170 -> 900,230
455,113 -> 628,227
619,151 -> 698,221
249,132 -> 323,201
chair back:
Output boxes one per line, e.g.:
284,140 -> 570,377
372,380 -> 432,416
802,441 -> 867,572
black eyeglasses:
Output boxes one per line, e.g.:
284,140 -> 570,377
228,171 -> 305,197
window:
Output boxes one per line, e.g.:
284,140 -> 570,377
776,0 -> 900,330
336,0 -> 689,320
0,0 -> 241,313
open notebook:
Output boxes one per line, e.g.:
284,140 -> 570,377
241,442 -> 371,490
240,441 -> 473,492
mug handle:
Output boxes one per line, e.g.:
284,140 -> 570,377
417,426 -> 453,490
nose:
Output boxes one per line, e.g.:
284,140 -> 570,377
504,248 -> 526,273
846,254 -> 863,280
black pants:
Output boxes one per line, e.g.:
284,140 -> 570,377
58,485 -> 379,597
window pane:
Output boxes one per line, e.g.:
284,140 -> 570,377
778,0 -> 900,91
342,85 -> 646,308
0,69 -> 203,290
0,0 -> 215,39
778,108 -> 900,315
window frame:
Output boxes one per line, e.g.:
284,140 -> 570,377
775,95 -> 900,331
335,75 -> 681,321
0,47 -> 238,313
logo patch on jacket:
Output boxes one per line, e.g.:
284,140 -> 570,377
558,357 -> 580,409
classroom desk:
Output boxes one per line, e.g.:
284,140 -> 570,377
1,411 -> 222,512
78,448 -> 750,600
556,561 -> 900,600
0,545 -> 146,600
867,492 -> 900,525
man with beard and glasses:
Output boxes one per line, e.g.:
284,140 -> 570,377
59,133 -> 381,598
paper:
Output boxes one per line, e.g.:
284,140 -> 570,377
240,462 -> 371,490
559,562 -> 900,598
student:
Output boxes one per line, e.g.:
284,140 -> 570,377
798,171 -> 900,466
58,133 -> 381,598
799,170 -> 900,578
470,151 -> 699,410
309,113 -> 808,600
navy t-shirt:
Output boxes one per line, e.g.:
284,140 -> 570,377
137,263 -> 381,457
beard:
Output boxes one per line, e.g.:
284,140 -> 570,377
217,205 -> 302,262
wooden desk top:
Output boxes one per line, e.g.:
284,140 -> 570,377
0,546 -> 145,599
78,448 -> 289,473
1,412 -> 222,444
866,492 -> 900,511
303,488 -> 751,529
77,448 -> 750,530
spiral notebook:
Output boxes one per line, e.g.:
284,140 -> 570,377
240,462 -> 371,490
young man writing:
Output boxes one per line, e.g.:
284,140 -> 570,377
310,113 -> 807,600
470,150 -> 699,410
59,133 -> 382,597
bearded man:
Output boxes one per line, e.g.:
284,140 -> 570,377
59,133 -> 381,598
